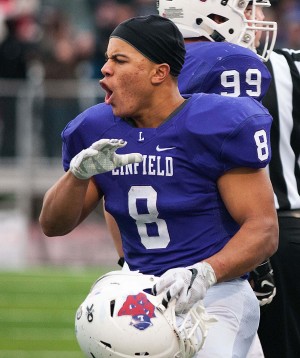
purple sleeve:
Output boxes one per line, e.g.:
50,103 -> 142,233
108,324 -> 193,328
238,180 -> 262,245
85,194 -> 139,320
221,113 -> 272,172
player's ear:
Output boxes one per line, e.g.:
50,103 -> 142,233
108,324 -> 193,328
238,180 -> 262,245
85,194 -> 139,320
151,63 -> 170,84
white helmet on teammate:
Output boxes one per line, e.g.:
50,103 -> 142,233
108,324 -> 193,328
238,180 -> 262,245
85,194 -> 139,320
75,270 -> 215,358
157,0 -> 277,61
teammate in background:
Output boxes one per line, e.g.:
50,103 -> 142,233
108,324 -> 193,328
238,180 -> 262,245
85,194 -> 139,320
39,14 -> 278,357
257,48 -> 300,358
105,0 -> 278,308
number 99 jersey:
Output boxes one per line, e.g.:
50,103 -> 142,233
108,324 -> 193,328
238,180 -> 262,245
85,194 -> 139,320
62,93 -> 272,276
179,42 -> 271,102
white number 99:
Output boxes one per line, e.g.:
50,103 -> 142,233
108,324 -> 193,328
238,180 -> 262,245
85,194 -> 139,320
221,69 -> 262,97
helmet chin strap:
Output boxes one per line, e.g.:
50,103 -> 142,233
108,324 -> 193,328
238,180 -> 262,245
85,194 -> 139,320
196,18 -> 227,42
177,17 -> 227,42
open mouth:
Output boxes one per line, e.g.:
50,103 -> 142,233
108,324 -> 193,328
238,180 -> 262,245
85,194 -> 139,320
100,81 -> 113,104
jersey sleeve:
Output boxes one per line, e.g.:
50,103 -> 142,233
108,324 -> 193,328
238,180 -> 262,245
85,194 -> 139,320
221,105 -> 272,171
183,95 -> 273,178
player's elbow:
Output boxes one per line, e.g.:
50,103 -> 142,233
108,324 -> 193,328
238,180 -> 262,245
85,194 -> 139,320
40,225 -> 72,237
39,214 -> 72,237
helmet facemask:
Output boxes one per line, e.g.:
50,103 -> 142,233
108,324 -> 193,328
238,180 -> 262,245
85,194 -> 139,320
244,0 -> 277,61
157,0 -> 277,61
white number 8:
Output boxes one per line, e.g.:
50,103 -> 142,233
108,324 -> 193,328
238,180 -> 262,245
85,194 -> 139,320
128,186 -> 170,249
254,129 -> 269,161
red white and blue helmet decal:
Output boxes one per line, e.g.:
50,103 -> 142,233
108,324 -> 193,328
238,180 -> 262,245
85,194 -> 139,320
118,292 -> 156,330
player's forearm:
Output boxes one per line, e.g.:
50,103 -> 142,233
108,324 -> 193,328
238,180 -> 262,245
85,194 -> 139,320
39,171 -> 90,237
205,215 -> 278,282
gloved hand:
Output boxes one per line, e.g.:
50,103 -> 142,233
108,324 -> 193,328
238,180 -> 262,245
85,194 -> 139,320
249,259 -> 276,306
70,139 -> 143,179
152,262 -> 217,314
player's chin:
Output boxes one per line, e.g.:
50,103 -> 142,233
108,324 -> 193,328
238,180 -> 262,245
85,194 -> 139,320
110,98 -> 136,118
110,104 -> 129,118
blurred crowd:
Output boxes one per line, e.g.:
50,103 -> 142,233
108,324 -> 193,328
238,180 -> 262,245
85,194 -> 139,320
266,0 -> 300,48
0,0 -> 299,157
0,0 -> 158,82
0,0 -> 297,82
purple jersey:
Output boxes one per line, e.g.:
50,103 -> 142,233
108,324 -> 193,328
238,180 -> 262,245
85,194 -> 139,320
62,93 -> 272,276
179,42 -> 271,101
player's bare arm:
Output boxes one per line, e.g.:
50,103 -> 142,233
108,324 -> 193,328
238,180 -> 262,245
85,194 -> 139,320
40,138 -> 142,237
206,167 -> 278,281
39,172 -> 101,237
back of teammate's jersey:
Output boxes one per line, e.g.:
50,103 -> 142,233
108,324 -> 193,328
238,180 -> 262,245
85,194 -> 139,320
179,42 -> 271,102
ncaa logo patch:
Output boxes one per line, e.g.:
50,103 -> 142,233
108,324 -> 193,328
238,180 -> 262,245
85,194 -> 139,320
118,292 -> 156,330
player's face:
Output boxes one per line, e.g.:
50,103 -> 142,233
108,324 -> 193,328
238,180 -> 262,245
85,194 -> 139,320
244,4 -> 265,48
100,38 -> 157,119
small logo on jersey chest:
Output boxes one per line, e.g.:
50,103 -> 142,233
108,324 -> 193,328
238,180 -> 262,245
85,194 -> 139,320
156,145 -> 176,152
138,132 -> 144,142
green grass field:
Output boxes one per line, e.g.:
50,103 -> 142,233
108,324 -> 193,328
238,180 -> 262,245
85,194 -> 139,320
0,267 -> 115,358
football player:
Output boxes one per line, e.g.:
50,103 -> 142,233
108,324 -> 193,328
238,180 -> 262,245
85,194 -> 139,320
40,15 -> 278,357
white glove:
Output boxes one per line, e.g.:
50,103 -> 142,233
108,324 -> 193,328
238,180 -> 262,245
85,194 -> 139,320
153,262 -> 217,314
69,139 -> 143,179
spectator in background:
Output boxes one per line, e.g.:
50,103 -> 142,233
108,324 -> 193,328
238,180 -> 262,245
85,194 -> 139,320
36,6 -> 94,157
0,3 -> 39,157
90,0 -> 135,78
88,0 -> 156,78
267,0 -> 300,48
282,4 -> 300,48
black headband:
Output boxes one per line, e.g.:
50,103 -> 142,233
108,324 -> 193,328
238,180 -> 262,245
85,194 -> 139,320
110,15 -> 186,77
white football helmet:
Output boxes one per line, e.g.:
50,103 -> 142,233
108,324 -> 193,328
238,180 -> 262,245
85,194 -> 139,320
75,270 -> 215,358
157,0 -> 277,61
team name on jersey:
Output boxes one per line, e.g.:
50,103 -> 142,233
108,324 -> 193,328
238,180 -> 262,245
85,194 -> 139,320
112,155 -> 174,176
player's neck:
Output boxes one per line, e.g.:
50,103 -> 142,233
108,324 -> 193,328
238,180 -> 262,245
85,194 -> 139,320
131,92 -> 185,128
